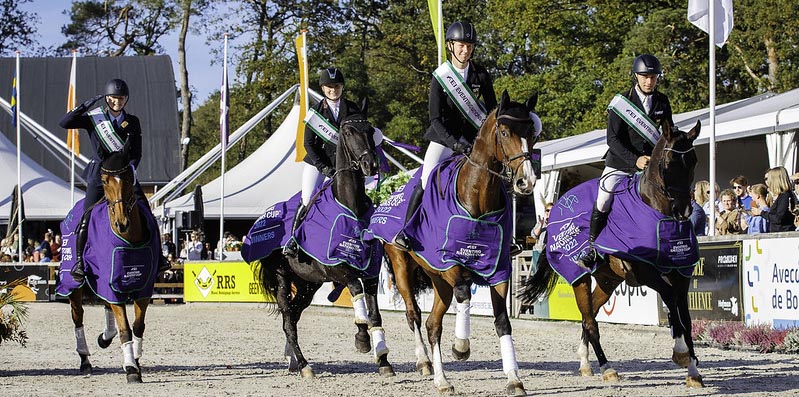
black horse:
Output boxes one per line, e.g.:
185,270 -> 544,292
252,106 -> 393,378
519,121 -> 704,387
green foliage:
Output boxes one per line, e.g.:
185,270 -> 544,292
0,0 -> 39,56
367,171 -> 412,205
0,278 -> 29,347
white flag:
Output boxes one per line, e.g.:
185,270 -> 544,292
687,0 -> 734,48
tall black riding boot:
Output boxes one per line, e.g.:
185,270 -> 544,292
282,204 -> 307,257
394,184 -> 424,251
579,207 -> 609,267
71,213 -> 92,283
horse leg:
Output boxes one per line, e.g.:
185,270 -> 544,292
131,298 -> 150,368
656,274 -> 704,388
451,280 -> 471,361
97,306 -> 118,349
68,289 -> 92,375
426,277 -> 455,395
386,247 -> 432,375
277,272 -> 314,378
347,278 -> 372,354
362,276 -> 395,376
573,277 -> 618,381
490,283 -> 526,396
108,303 -> 141,383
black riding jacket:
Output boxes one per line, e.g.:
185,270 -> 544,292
303,97 -> 363,172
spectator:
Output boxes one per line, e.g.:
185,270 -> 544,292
741,184 -> 769,234
162,233 -> 176,258
757,167 -> 797,232
186,231 -> 203,260
38,247 -> 52,262
530,202 -> 554,251
51,234 -> 62,262
715,189 -> 744,235
201,242 -> 211,260
690,182 -> 706,236
730,175 -> 751,210
38,232 -> 53,261
693,180 -> 712,234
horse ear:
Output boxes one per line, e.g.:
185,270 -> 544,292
500,90 -> 510,111
360,97 -> 369,118
687,120 -> 701,142
525,93 -> 538,112
662,120 -> 673,141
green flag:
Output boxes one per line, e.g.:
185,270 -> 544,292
427,0 -> 444,65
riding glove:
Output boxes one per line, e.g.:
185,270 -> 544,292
321,165 -> 336,178
451,137 -> 472,155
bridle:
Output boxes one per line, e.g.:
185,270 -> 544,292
645,141 -> 696,219
465,112 -> 535,183
336,117 -> 374,176
101,165 -> 137,218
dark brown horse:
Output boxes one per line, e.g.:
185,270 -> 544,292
66,151 -> 153,383
383,91 -> 538,396
252,107 -> 393,378
519,121 -> 704,387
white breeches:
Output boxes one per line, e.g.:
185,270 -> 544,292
301,163 -> 326,206
596,166 -> 629,212
420,141 -> 454,190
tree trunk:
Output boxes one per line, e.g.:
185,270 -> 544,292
178,0 -> 193,171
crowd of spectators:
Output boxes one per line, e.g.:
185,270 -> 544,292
0,230 -> 62,263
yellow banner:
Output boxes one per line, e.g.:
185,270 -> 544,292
294,31 -> 308,161
427,0 -> 445,64
183,261 -> 275,302
67,53 -> 79,154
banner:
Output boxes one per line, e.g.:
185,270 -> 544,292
742,239 -> 799,328
688,0 -> 734,48
10,71 -> 17,127
66,52 -> 79,153
220,45 -> 230,148
183,261 -> 273,302
427,0 -> 445,65
294,31 -> 309,161
677,241 -> 743,322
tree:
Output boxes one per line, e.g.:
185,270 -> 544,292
0,0 -> 39,56
176,0 -> 210,171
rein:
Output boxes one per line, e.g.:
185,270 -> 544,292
464,113 -> 535,183
101,165 -> 137,217
644,146 -> 695,218
335,119 -> 373,176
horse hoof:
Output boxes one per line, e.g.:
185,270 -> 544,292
451,339 -> 470,361
602,368 -> 620,382
505,381 -> 526,396
417,361 -> 433,376
686,375 -> 705,388
125,366 -> 142,383
97,333 -> 114,349
300,366 -> 315,378
578,367 -> 593,377
379,364 -> 396,377
672,351 -> 691,368
437,385 -> 455,396
355,333 -> 371,353
79,362 -> 92,376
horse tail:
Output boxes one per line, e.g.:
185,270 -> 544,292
517,249 -> 558,304
251,255 -> 281,315
411,265 -> 433,296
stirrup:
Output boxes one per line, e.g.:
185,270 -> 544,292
393,232 -> 412,251
71,261 -> 86,282
282,240 -> 298,257
576,246 -> 600,270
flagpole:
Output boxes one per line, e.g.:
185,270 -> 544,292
69,50 -> 77,205
15,52 -> 23,263
219,34 -> 228,260
707,1 -> 717,236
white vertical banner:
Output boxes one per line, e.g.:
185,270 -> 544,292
219,34 -> 229,260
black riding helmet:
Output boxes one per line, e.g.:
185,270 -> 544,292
319,67 -> 345,86
104,78 -> 129,97
446,21 -> 476,44
632,54 -> 662,75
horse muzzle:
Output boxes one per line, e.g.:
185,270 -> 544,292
513,174 -> 537,195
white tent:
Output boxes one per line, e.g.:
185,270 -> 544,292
0,130 -> 84,221
532,88 -> 799,210
164,104 -> 305,219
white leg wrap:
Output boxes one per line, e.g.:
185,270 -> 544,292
74,326 -> 90,356
413,323 -> 429,361
371,327 -> 389,358
352,293 -> 369,324
687,357 -> 701,377
133,336 -> 143,360
103,308 -> 118,340
674,335 -> 688,354
454,300 -> 471,340
121,341 -> 137,370
500,334 -> 519,374
577,339 -> 590,369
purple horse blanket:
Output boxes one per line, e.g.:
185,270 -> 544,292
546,173 -> 699,285
56,198 -> 159,304
242,182 -> 382,277
369,156 -> 512,286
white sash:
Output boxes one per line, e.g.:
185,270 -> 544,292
88,108 -> 125,152
303,108 -> 339,145
607,94 -> 660,146
433,61 -> 487,129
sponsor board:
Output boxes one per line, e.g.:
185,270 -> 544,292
742,239 -> 799,328
547,277 -> 580,321
674,241 -> 743,322
184,261 -> 273,302
0,264 -> 51,301
596,282 -> 659,325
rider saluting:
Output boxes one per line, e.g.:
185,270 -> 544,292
394,21 -> 497,250
59,78 -> 169,281
582,54 -> 675,264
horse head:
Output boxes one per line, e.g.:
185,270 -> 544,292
488,90 -> 540,195
643,120 -> 701,220
336,99 -> 378,178
100,151 -> 138,234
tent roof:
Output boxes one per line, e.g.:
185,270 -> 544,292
0,129 -> 84,221
0,56 -> 180,185
164,104 -> 304,219
538,88 -> 799,171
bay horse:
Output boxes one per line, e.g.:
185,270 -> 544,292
382,91 -> 538,396
59,151 -> 157,383
252,107 -> 394,378
518,121 -> 704,387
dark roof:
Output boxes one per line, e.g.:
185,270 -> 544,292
0,55 -> 180,185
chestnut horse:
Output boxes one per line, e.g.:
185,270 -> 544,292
519,121 -> 704,387
383,91 -> 538,396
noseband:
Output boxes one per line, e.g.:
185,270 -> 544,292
336,118 -> 374,175
101,165 -> 137,218
466,112 -> 535,183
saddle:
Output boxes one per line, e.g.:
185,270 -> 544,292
545,173 -> 699,285
56,198 -> 159,303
